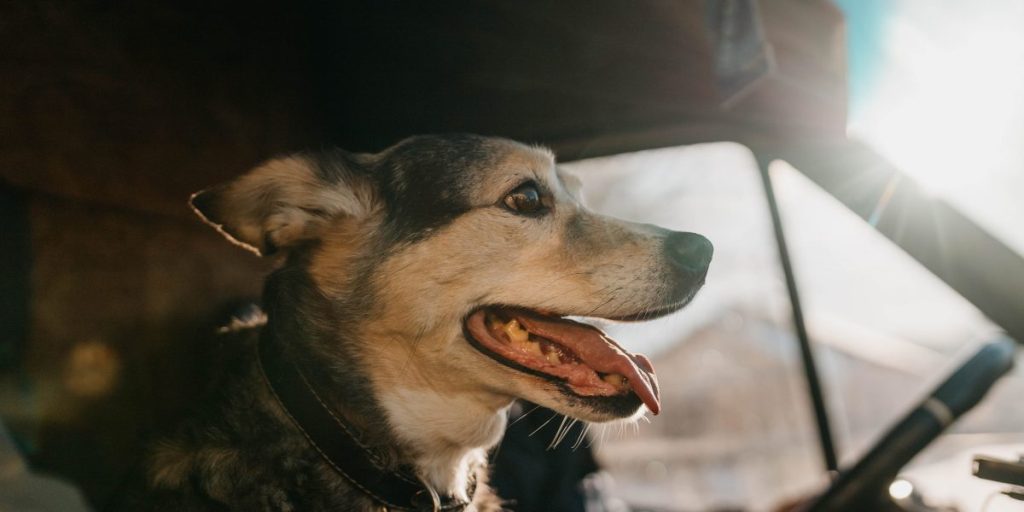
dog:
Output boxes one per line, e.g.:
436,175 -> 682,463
114,134 -> 712,511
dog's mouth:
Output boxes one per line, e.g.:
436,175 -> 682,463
464,306 -> 663,415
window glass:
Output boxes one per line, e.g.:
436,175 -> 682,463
772,160 -> 1024,512
563,143 -> 824,510
563,143 -> 1024,511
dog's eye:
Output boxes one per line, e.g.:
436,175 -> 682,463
503,183 -> 544,215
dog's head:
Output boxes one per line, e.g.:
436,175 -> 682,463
192,134 -> 711,425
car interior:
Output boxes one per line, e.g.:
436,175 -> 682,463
1,1 -> 1022,511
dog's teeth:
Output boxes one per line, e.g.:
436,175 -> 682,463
545,350 -> 561,364
503,319 -> 529,344
499,317 -> 549,359
602,373 -> 627,388
525,340 -> 543,357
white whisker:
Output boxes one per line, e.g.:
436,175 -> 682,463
572,422 -> 592,450
529,413 -> 559,437
548,416 -> 572,449
508,404 -> 542,427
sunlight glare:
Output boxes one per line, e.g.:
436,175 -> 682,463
850,9 -> 1024,198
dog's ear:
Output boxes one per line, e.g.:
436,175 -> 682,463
190,154 -> 377,256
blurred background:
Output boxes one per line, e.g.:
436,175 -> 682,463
1,1 -> 1022,511
566,1 -> 1024,510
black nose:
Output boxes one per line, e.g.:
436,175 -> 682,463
664,232 -> 713,278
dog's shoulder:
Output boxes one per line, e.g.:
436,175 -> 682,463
111,308 -> 372,511
118,388 -> 382,511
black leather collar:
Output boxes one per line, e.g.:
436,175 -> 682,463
257,335 -> 475,511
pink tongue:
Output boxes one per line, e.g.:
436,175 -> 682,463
515,312 -> 661,415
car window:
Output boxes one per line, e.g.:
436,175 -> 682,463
563,143 -> 823,510
562,142 -> 1023,511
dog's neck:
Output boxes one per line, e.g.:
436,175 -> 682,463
375,386 -> 510,499
262,266 -> 512,501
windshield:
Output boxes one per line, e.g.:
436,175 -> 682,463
559,142 -> 1024,511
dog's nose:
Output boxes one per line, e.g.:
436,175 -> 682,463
664,231 -> 713,278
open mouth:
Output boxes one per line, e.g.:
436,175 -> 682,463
464,306 -> 667,415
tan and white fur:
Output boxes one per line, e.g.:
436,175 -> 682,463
113,134 -> 712,511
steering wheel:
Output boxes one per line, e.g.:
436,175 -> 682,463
805,337 -> 1016,511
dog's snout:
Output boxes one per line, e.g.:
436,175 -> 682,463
664,232 -> 713,278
